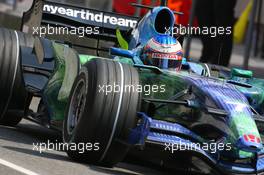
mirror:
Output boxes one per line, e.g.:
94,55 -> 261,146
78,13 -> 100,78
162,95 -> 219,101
110,47 -> 134,58
231,68 -> 253,79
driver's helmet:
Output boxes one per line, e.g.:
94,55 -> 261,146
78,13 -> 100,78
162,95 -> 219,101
142,35 -> 183,71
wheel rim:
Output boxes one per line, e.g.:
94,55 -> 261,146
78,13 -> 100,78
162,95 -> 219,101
67,79 -> 86,136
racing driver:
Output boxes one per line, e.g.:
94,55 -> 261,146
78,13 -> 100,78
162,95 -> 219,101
141,35 -> 184,71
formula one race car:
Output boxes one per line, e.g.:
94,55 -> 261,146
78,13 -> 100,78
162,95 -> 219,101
1,0 -> 264,174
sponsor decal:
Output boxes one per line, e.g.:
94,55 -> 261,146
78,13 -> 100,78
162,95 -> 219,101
243,134 -> 261,144
43,4 -> 138,28
151,53 -> 182,60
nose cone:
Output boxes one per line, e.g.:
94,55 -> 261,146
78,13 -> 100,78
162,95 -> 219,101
236,134 -> 263,152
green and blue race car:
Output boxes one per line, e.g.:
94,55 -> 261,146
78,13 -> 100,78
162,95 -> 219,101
1,0 -> 264,174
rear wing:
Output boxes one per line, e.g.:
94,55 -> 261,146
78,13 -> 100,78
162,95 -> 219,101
21,0 -> 138,54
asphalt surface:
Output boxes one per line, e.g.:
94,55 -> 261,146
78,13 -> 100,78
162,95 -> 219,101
0,98 -> 179,175
0,119 -> 177,175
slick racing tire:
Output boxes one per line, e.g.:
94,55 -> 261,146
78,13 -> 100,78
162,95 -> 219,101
0,28 -> 32,126
63,59 -> 141,167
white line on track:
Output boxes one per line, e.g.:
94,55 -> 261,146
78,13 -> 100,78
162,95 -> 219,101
0,158 -> 39,175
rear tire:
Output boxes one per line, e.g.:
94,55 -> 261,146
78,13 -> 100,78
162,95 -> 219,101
0,28 -> 32,126
63,59 -> 140,167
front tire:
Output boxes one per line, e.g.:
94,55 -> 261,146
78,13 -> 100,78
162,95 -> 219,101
63,59 -> 141,166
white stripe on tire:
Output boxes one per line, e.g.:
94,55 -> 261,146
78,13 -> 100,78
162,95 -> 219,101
1,30 -> 20,119
99,62 -> 125,162
11,31 -> 20,101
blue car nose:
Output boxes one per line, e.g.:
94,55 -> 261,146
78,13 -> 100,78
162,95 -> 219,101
236,134 -> 263,152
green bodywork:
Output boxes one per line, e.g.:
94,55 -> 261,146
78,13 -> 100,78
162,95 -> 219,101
43,44 -> 264,159
44,43 -> 80,121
